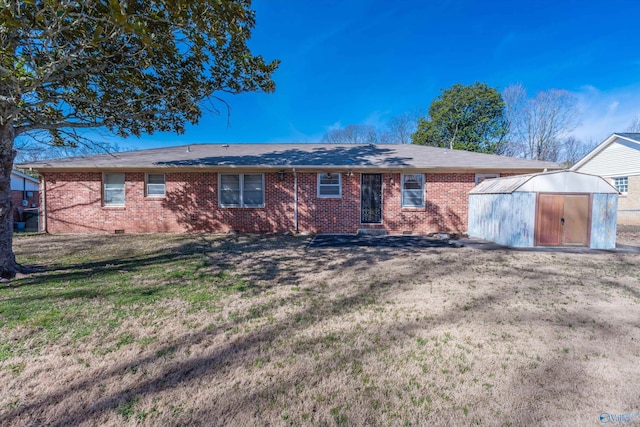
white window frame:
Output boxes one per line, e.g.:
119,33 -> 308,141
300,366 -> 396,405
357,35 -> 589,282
218,173 -> 265,208
613,176 -> 628,195
103,173 -> 125,207
475,173 -> 500,185
401,174 -> 425,208
317,173 -> 342,198
145,173 -> 166,197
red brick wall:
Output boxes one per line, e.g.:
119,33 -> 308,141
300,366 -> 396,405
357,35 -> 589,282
297,173 -> 361,233
297,172 -> 480,234
382,172 -> 474,234
42,172 -> 295,233
42,171 -> 515,234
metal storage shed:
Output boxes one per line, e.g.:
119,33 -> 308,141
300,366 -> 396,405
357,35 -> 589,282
468,170 -> 618,249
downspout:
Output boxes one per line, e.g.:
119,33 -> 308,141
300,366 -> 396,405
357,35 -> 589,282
40,174 -> 46,233
293,168 -> 298,232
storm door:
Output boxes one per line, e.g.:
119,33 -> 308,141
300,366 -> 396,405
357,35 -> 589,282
361,174 -> 383,224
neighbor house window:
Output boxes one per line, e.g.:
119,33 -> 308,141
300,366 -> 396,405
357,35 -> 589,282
103,173 -> 125,206
146,173 -> 166,197
613,176 -> 628,194
401,174 -> 425,208
318,173 -> 341,198
219,174 -> 264,207
475,173 -> 500,185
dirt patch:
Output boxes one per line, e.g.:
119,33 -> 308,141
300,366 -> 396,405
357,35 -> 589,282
616,224 -> 640,246
1,231 -> 639,426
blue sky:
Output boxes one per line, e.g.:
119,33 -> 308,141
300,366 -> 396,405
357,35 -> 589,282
107,0 -> 640,149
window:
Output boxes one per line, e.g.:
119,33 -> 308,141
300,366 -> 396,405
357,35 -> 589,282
613,176 -> 628,194
318,173 -> 341,198
401,174 -> 425,208
219,174 -> 264,207
146,173 -> 166,197
104,173 -> 125,206
475,173 -> 500,185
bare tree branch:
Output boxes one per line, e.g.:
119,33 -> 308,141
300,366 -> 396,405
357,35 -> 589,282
503,85 -> 581,161
625,116 -> 640,132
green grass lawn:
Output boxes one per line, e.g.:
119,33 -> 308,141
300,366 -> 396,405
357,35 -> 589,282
3,237 -> 245,352
1,232 -> 640,426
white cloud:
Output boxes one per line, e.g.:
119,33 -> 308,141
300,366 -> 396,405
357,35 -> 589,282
326,121 -> 342,131
284,122 -> 325,143
571,84 -> 640,142
362,110 -> 391,128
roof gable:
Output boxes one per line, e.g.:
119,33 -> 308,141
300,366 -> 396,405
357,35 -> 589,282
11,169 -> 39,183
571,133 -> 640,176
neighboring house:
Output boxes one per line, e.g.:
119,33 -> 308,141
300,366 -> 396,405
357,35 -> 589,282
19,144 -> 559,235
571,133 -> 640,225
10,169 -> 39,224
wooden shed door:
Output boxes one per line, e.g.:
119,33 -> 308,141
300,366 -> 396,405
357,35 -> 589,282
535,194 -> 590,246
562,195 -> 590,246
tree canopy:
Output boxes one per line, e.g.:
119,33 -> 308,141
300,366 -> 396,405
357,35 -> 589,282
0,0 -> 279,278
411,82 -> 508,154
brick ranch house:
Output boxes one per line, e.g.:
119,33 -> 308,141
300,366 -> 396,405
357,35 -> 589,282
20,144 -> 560,235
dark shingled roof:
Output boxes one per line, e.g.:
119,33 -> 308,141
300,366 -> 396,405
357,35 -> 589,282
615,133 -> 640,143
19,143 -> 562,171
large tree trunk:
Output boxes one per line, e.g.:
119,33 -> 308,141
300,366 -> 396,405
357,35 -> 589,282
0,125 -> 20,279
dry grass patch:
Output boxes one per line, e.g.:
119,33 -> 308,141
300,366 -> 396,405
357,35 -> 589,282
1,231 -> 639,426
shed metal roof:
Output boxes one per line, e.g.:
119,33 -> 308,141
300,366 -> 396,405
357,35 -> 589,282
470,170 -> 618,194
18,143 -> 561,172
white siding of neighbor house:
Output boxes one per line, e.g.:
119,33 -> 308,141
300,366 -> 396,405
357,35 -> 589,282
575,138 -> 640,177
10,173 -> 39,192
